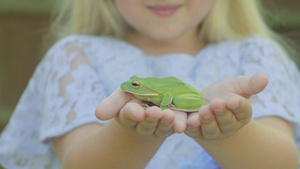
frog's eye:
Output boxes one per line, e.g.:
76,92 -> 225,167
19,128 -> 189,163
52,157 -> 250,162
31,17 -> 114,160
132,81 -> 140,89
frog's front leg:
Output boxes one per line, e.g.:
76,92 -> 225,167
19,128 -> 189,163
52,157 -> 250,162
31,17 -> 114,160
172,94 -> 206,112
160,93 -> 173,110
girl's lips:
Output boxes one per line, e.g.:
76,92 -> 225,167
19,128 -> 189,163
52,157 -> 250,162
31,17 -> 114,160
147,5 -> 182,18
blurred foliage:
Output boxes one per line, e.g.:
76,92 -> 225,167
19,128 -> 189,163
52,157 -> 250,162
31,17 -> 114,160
0,0 -> 54,14
0,106 -> 13,133
262,0 -> 300,28
265,11 -> 300,27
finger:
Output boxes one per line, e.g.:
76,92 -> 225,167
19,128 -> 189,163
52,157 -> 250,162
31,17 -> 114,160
173,111 -> 187,133
95,88 -> 135,120
118,101 -> 145,127
249,73 -> 268,94
185,112 -> 202,138
187,112 -> 201,128
136,106 -> 163,135
161,109 -> 176,123
155,109 -> 175,138
235,73 -> 268,98
185,126 -> 202,138
209,98 -> 238,134
226,96 -> 252,124
199,106 -> 221,140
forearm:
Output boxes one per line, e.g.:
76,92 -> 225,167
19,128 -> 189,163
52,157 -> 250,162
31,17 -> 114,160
62,119 -> 165,169
196,119 -> 299,169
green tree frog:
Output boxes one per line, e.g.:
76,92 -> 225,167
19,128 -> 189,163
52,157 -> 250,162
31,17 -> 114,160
120,76 -> 206,112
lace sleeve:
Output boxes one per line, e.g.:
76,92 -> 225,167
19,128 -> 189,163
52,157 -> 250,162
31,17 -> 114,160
38,36 -> 108,142
240,36 -> 300,125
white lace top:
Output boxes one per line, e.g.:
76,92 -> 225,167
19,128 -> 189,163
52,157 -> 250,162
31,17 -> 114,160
0,35 -> 299,169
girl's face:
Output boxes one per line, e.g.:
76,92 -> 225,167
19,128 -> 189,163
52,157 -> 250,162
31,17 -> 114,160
115,0 -> 215,41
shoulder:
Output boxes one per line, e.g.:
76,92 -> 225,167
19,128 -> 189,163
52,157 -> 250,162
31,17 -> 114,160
203,35 -> 277,58
46,35 -> 142,61
48,35 -> 120,52
240,35 -> 274,45
40,35 -> 124,67
238,35 -> 298,71
238,35 -> 283,58
211,35 -> 280,53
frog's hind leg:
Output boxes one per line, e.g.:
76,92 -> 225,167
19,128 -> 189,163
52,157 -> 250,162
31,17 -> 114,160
172,94 -> 206,112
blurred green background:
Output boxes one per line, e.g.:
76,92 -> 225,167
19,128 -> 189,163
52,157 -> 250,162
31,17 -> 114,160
0,0 -> 299,168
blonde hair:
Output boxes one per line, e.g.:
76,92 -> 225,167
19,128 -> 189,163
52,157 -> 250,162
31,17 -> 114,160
47,0 -> 288,50
201,0 -> 274,42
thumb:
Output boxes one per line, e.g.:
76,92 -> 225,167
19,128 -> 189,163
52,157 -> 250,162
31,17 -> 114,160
95,88 -> 134,120
249,73 -> 269,94
237,73 -> 268,98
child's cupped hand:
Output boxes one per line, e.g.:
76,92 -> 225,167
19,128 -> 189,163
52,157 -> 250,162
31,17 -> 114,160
95,73 -> 268,141
184,73 -> 269,140
95,89 -> 188,140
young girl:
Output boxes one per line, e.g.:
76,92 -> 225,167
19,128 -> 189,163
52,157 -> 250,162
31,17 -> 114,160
1,0 -> 299,168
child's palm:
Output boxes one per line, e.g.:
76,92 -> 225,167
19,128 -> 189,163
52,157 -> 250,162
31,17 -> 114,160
95,89 -> 187,140
185,73 -> 268,140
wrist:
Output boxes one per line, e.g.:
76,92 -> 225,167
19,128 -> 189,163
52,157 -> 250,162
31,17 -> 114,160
192,119 -> 298,169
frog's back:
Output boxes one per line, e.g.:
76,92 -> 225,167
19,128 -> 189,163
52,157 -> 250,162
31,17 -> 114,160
143,77 -> 201,96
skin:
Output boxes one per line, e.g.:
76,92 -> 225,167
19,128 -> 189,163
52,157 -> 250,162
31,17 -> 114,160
52,0 -> 299,168
116,0 -> 213,56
